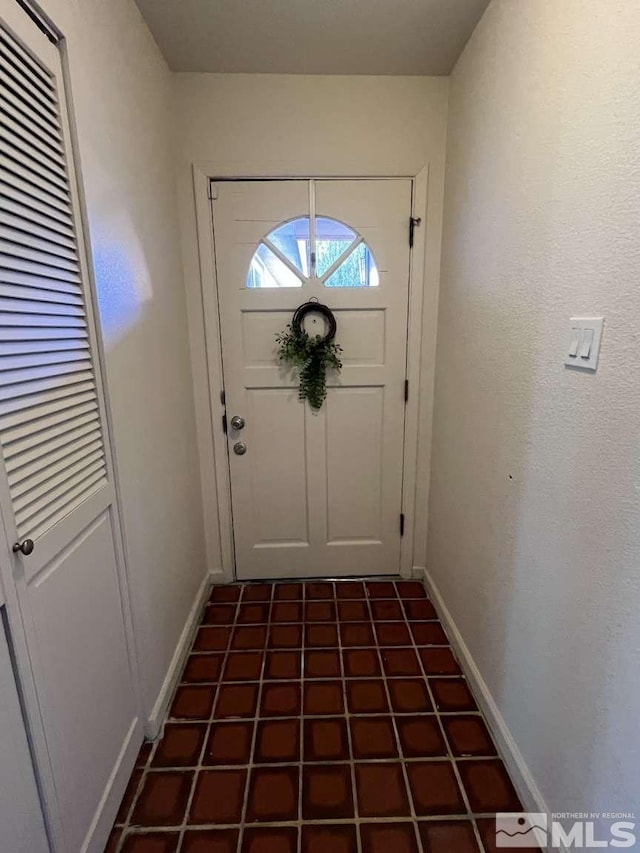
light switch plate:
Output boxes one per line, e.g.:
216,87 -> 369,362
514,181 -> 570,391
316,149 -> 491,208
565,317 -> 604,371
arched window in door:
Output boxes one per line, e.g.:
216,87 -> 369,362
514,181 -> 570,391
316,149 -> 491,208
246,216 -> 379,288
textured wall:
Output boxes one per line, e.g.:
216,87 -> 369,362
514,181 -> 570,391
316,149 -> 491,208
37,0 -> 207,720
429,0 -> 640,815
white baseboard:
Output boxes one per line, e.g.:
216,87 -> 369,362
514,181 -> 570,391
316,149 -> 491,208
422,568 -> 559,853
145,569 -> 217,738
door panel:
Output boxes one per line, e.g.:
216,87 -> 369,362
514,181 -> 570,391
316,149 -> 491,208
0,7 -> 140,851
212,179 -> 411,579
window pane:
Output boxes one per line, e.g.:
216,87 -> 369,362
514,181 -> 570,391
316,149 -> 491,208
315,216 -> 357,277
246,243 -> 303,288
324,242 -> 379,288
267,217 -> 310,276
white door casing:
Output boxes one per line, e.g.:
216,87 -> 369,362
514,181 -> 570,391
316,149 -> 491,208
0,6 -> 141,852
212,179 -> 412,580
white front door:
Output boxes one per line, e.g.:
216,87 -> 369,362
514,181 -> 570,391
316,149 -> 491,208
0,7 -> 140,851
212,179 -> 412,580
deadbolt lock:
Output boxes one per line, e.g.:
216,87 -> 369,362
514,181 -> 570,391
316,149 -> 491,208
230,415 -> 245,430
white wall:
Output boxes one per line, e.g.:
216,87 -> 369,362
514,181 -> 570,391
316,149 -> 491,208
430,0 -> 640,818
173,73 -> 449,573
36,0 -> 207,724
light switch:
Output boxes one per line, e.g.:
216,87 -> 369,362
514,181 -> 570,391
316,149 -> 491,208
565,317 -> 604,371
569,327 -> 581,357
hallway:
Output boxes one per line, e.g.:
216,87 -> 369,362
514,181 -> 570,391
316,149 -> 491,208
108,580 -> 528,853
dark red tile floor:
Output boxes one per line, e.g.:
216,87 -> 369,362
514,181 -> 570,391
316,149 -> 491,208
107,580 -> 532,853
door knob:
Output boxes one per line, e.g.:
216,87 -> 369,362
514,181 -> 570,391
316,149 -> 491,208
230,415 -> 245,431
233,441 -> 247,456
13,538 -> 34,556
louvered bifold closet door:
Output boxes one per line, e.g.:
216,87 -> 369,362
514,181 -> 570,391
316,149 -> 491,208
0,24 -> 107,543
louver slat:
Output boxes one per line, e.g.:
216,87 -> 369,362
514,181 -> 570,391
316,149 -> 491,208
0,25 -> 108,540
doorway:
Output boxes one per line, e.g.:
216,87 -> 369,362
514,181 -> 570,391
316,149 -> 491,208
211,179 -> 413,580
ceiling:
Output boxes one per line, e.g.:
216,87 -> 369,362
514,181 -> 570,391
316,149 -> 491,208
133,0 -> 490,75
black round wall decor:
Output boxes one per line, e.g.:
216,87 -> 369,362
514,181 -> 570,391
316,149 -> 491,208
291,298 -> 337,343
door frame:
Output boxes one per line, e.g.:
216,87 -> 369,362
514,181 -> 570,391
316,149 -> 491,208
190,166 -> 433,581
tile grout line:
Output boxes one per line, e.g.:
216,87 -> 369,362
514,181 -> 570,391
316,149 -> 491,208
400,588 -> 488,853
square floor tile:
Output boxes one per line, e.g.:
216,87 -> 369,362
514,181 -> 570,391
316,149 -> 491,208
204,721 -> 254,765
273,583 -> 303,601
268,624 -> 302,649
254,719 -> 300,763
182,829 -> 239,853
305,582 -> 334,600
203,604 -> 237,625
360,823 -> 419,853
304,681 -> 345,715
105,827 -> 122,853
404,599 -> 437,620
304,717 -> 349,761
335,582 -> 365,599
419,821 -> 479,853
365,581 -> 397,599
375,622 -> 412,646
346,679 -> 389,714
245,766 -> 299,822
457,759 -> 522,812
305,623 -> 339,647
411,622 -> 448,645
305,601 -> 336,622
182,654 -> 223,683
395,581 -> 427,599
242,584 -> 272,602
194,627 -> 230,652
152,724 -> 206,767
388,679 -> 432,713
355,763 -> 410,817
210,585 -> 241,603
371,600 -> 404,621
419,648 -> 461,675
214,684 -> 259,719
430,678 -> 477,712
237,603 -> 270,624
302,824 -> 357,853
396,716 -> 447,758
443,716 -> 496,756
340,622 -> 375,646
304,649 -> 341,678
130,771 -> 193,826
337,601 -> 369,622
121,833 -> 179,853
260,682 -> 301,717
223,652 -> 264,682
271,602 -> 302,623
343,649 -> 381,678
302,764 -> 354,819
169,686 -> 215,720
231,626 -> 267,651
189,769 -> 247,824
382,649 -> 422,677
264,650 -> 301,680
242,826 -> 298,853
406,761 -> 466,816
350,716 -> 398,759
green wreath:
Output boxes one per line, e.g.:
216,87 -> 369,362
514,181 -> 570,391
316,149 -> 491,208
276,302 -> 343,410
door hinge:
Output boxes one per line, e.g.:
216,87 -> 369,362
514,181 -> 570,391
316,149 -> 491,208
209,181 -> 219,201
404,379 -> 409,403
222,413 -> 228,434
409,216 -> 422,248
400,513 -> 405,537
